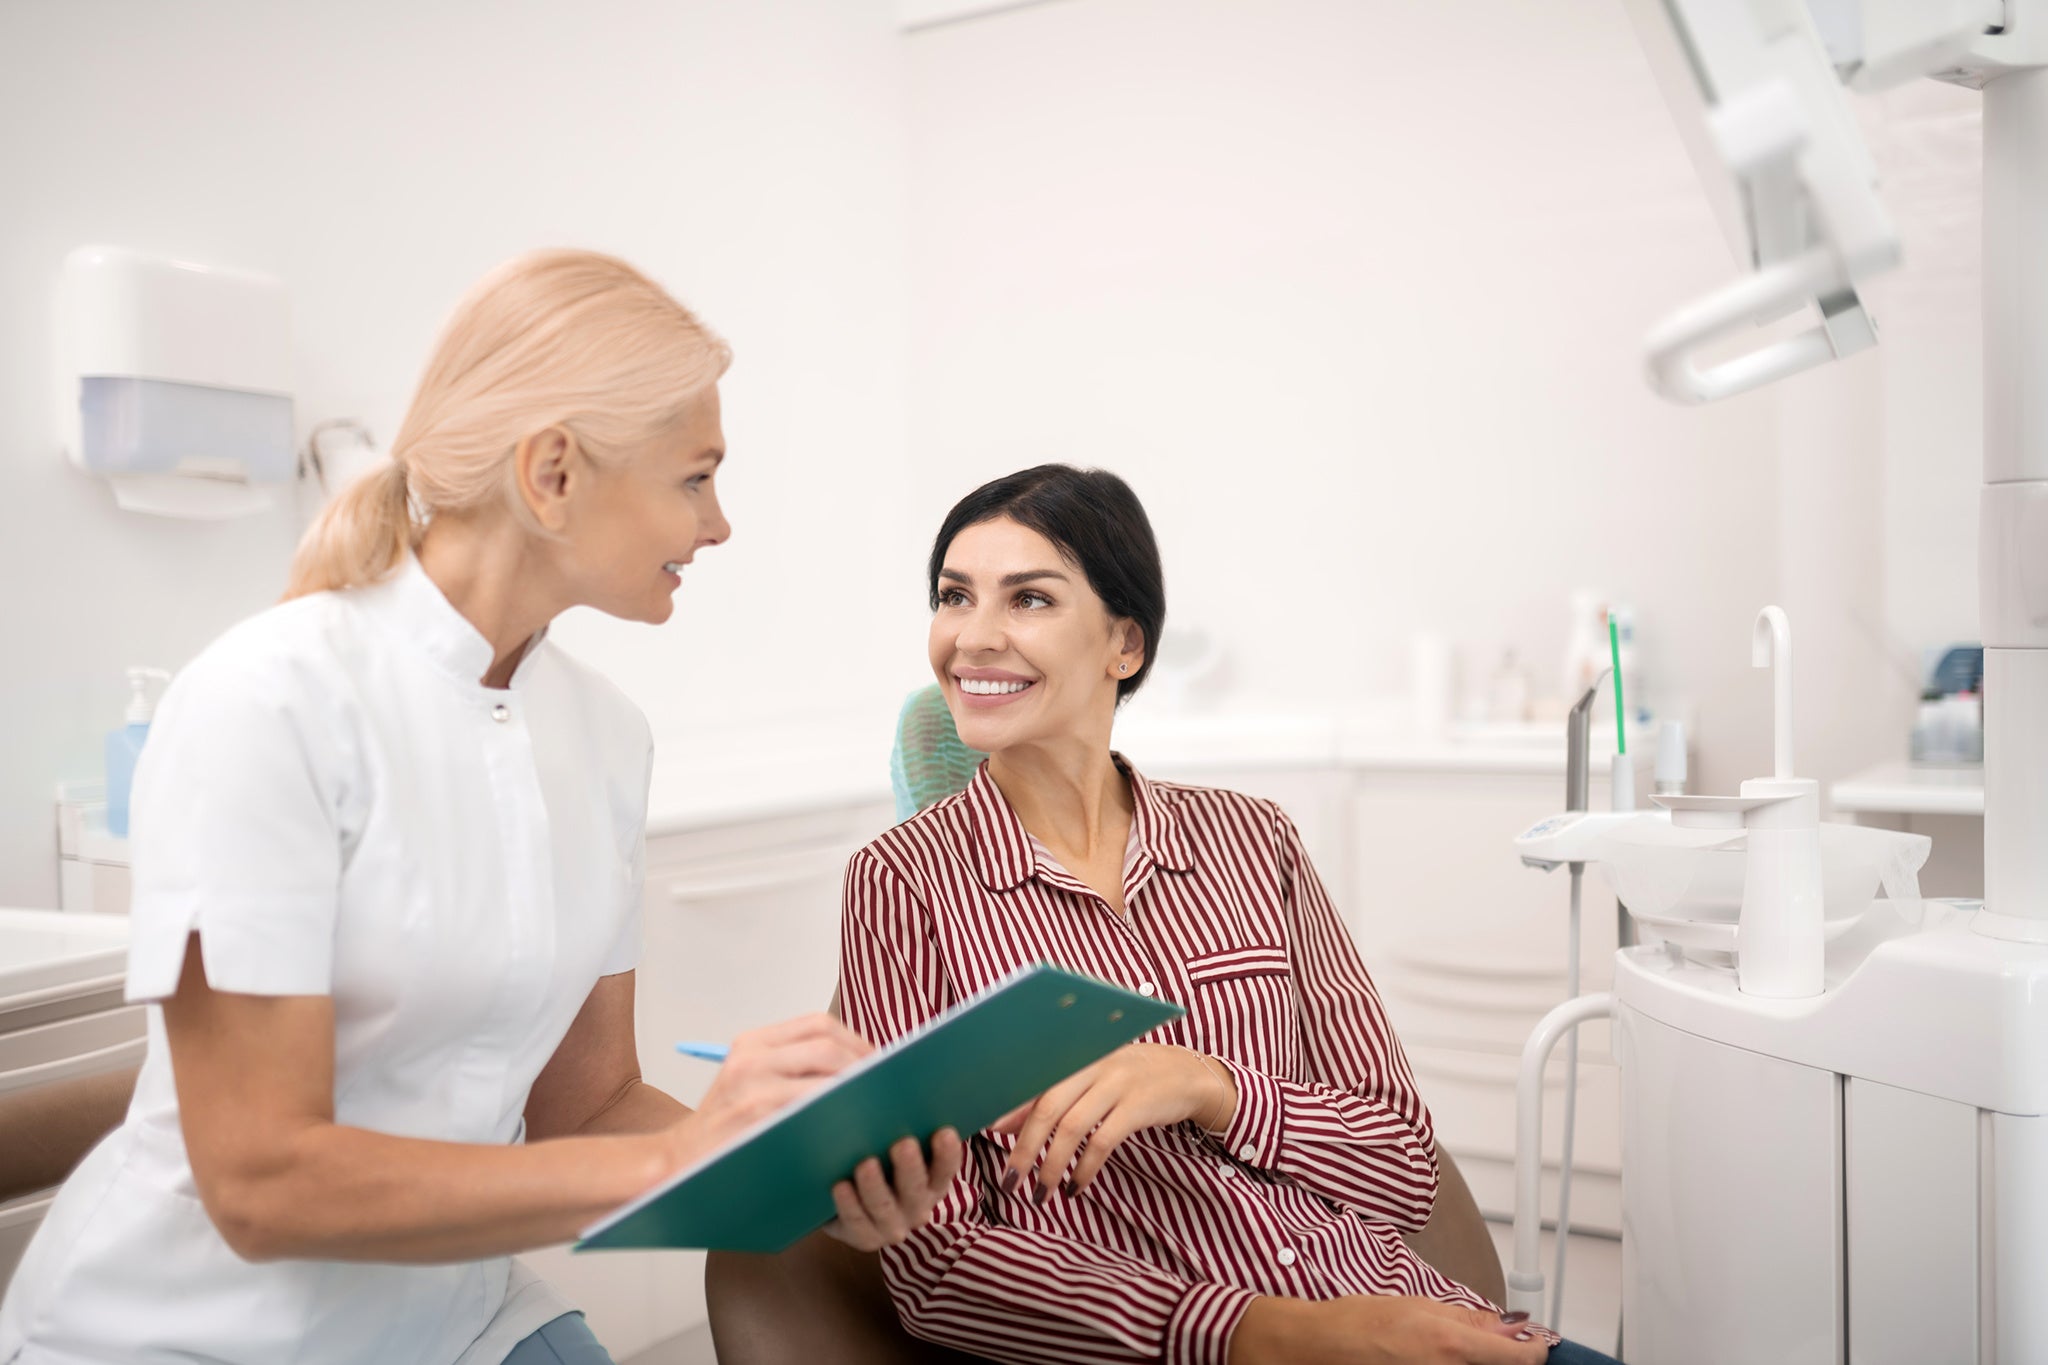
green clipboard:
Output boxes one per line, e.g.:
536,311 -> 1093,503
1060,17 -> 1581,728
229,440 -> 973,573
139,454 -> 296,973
576,964 -> 1184,1253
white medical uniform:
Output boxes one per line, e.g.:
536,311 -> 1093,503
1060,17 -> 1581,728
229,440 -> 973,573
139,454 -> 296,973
0,555 -> 653,1365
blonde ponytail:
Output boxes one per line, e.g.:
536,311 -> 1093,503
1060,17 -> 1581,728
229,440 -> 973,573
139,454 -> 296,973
283,249 -> 730,601
284,459 -> 414,600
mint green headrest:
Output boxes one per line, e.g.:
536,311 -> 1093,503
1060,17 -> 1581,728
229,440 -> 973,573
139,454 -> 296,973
889,684 -> 986,822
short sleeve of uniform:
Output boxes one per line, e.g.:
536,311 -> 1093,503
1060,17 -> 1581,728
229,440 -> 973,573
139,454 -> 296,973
595,706 -> 654,978
124,641 -> 344,1002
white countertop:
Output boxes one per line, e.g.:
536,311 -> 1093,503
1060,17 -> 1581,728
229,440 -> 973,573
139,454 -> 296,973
0,908 -> 130,1002
643,705 -> 1677,834
56,704 -> 1681,848
646,745 -> 891,837
1829,762 -> 1985,817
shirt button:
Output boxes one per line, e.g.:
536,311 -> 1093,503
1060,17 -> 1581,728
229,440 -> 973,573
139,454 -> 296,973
1218,1165 -> 1234,1180
1275,1247 -> 1297,1267
1238,1143 -> 1260,1163
491,704 -> 510,723
1137,982 -> 1156,997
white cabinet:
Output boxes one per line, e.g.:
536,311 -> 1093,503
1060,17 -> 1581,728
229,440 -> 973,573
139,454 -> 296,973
1346,765 -> 1628,1234
1133,759 -> 1353,880
54,790 -> 132,916
0,910 -> 142,1293
637,801 -> 897,1109
521,799 -> 895,1359
1103,749 -> 1625,1232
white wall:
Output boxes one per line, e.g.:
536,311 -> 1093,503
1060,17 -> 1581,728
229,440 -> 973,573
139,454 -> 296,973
0,1 -> 1991,905
900,0 -> 1985,796
0,1 -> 918,906
901,0 -> 1784,791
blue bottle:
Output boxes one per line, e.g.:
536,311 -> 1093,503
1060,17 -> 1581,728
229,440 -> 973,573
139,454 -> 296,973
106,667 -> 170,839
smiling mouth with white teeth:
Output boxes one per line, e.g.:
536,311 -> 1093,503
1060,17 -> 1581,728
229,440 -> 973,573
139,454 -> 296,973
663,562 -> 685,574
958,678 -> 1035,696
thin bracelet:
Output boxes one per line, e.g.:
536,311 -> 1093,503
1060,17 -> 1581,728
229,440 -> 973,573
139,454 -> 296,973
1187,1048 -> 1234,1134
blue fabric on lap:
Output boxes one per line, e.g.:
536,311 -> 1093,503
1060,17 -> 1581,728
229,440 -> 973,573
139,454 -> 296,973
501,1312 -> 616,1365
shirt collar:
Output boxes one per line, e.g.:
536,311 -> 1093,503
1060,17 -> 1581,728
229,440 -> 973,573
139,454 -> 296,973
963,753 -> 1196,893
361,552 -> 547,692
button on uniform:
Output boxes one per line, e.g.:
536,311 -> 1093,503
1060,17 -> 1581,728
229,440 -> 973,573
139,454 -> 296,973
491,704 -> 510,723
1238,1143 -> 1260,1163
1136,982 -> 1156,997
1275,1247 -> 1297,1267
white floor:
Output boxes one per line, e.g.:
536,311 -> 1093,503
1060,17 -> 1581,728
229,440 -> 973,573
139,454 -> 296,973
620,1225 -> 1625,1364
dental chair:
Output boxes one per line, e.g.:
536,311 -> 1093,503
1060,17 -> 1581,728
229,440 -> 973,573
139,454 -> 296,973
706,1135 -> 1503,1364
703,687 -> 1505,1364
0,1065 -> 140,1289
0,1067 -> 137,1207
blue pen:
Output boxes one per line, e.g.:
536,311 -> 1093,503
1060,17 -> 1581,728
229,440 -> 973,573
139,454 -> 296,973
673,1041 -> 730,1062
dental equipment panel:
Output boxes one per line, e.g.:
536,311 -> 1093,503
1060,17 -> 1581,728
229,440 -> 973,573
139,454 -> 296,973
1514,607 -> 2034,1362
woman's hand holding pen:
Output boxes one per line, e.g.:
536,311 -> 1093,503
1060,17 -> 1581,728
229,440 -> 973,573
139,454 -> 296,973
998,1043 -> 1237,1202
684,1013 -> 872,1147
660,1013 -> 964,1251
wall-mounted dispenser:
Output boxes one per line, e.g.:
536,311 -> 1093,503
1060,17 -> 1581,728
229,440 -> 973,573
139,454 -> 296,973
56,245 -> 295,518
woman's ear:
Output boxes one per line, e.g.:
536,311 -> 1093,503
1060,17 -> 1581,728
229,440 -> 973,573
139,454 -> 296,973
1111,619 -> 1146,678
514,427 -> 580,532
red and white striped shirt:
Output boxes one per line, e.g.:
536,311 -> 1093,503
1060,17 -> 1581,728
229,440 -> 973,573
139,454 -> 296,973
839,758 -> 1496,1365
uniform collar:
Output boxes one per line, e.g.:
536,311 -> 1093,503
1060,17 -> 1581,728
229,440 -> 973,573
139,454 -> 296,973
964,753 -> 1196,893
364,552 -> 548,693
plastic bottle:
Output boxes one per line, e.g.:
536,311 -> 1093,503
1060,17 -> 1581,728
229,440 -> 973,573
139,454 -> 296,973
1609,603 -> 1646,725
1490,650 -> 1530,724
106,667 -> 171,839
1655,720 -> 1689,796
1562,590 -> 1605,703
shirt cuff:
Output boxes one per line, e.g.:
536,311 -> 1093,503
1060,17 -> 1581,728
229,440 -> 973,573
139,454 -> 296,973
1210,1057 -> 1285,1171
1164,1280 -> 1260,1365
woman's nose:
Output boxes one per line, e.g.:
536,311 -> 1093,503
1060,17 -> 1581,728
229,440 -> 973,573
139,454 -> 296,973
954,604 -> 1007,654
699,492 -> 732,547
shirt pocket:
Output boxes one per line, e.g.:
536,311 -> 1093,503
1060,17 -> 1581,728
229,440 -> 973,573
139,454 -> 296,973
1184,944 -> 1292,987
1181,944 -> 1300,1073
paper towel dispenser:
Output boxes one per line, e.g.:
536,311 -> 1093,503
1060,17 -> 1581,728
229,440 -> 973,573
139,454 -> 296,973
55,245 -> 295,518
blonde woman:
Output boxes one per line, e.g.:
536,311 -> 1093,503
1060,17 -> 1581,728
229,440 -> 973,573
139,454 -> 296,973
0,251 -> 961,1365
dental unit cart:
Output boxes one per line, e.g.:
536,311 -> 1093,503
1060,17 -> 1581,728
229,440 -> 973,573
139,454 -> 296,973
1514,609 -> 2048,1364
1508,2 -> 2048,1360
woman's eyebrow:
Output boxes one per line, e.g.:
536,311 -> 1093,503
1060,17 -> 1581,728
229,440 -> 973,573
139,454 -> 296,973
938,568 -> 1070,588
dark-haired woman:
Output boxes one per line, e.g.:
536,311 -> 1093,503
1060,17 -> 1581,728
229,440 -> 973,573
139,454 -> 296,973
839,466 -> 1621,1364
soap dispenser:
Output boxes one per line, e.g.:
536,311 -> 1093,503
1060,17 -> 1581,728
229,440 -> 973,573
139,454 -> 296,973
106,666 -> 171,839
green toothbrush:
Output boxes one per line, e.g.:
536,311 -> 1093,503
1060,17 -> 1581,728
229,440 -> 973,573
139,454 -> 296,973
1609,611 -> 1627,754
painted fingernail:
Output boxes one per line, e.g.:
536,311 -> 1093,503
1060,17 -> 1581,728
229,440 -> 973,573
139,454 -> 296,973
1499,1311 -> 1529,1325
1031,1181 -> 1051,1206
999,1168 -> 1021,1195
